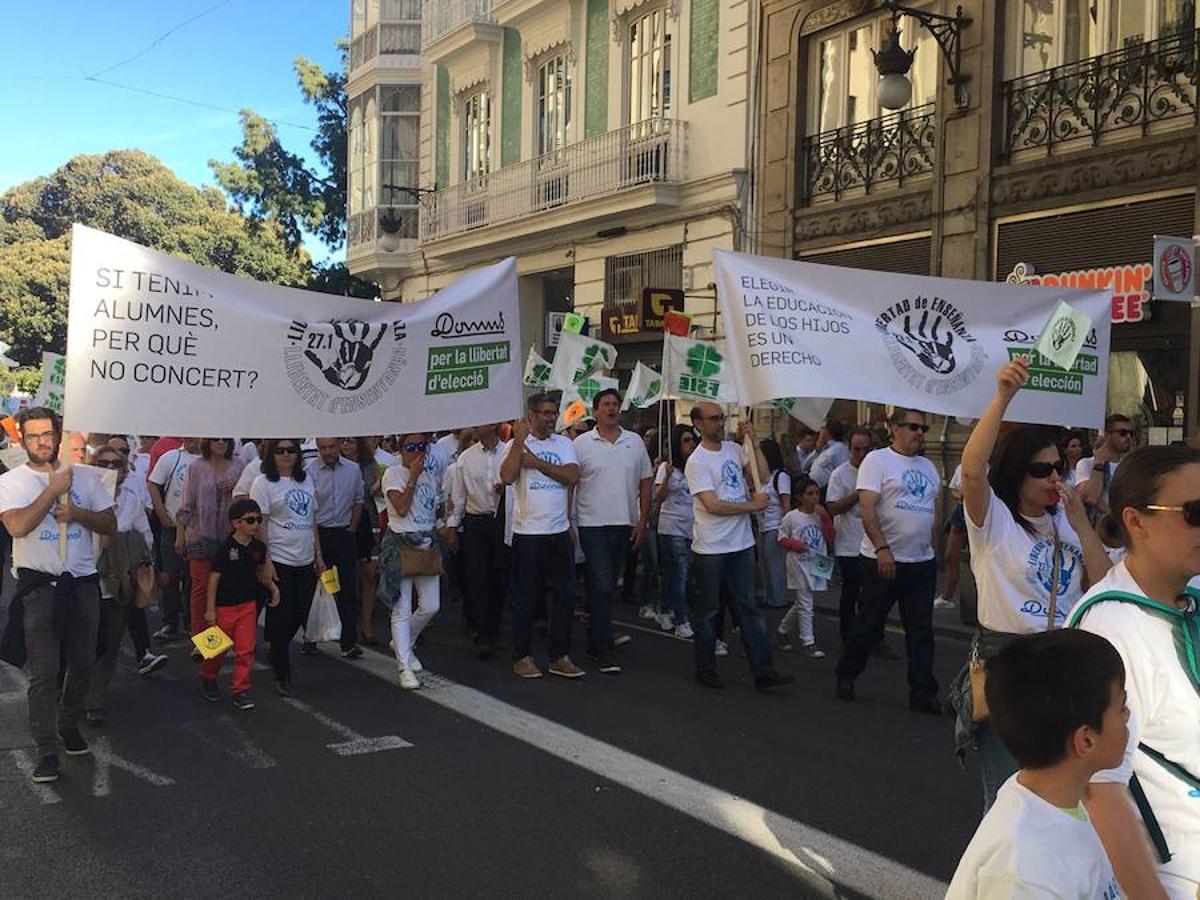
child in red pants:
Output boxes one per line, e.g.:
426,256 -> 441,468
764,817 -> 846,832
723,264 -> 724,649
202,499 -> 278,709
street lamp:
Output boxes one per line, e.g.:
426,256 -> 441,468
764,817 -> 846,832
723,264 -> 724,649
872,0 -> 971,111
377,183 -> 437,253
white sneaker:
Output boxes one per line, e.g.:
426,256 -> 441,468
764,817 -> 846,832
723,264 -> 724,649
656,612 -> 675,631
933,595 -> 958,609
715,639 -> 729,657
804,644 -> 827,659
638,604 -> 657,620
398,669 -> 420,690
408,653 -> 423,673
674,622 -> 694,639
138,652 -> 168,677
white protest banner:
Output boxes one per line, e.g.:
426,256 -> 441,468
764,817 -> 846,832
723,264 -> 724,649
523,347 -> 553,388
662,332 -> 739,404
548,327 -> 617,391
621,362 -> 663,410
32,352 -> 66,414
64,225 -> 522,437
1152,235 -> 1196,301
712,250 -> 1111,428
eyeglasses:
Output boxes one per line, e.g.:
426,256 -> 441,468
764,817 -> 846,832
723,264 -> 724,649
92,459 -> 125,470
403,442 -> 428,453
899,423 -> 930,434
1024,461 -> 1064,479
1108,428 -> 1133,437
24,430 -> 56,444
274,447 -> 299,456
238,515 -> 264,525
1145,501 -> 1200,528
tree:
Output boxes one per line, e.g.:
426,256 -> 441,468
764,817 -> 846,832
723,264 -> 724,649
210,51 -> 375,298
0,149 -> 308,366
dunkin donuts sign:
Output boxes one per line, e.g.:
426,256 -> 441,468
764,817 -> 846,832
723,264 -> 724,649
1004,261 -> 1152,324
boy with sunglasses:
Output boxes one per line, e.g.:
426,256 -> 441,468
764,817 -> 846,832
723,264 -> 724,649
202,499 -> 278,709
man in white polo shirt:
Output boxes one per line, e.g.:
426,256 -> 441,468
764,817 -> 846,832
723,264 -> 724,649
574,389 -> 652,675
835,408 -> 942,714
500,392 -> 584,680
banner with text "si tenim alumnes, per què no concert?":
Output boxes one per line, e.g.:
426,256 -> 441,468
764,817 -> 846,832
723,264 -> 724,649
64,225 -> 523,437
712,250 -> 1113,429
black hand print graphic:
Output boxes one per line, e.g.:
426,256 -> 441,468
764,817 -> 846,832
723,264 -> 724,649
893,310 -> 957,375
305,321 -> 387,391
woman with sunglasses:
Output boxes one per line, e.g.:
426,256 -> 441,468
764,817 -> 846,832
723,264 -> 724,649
379,433 -> 441,689
175,438 -> 245,640
250,439 -> 323,696
956,357 -> 1113,811
1072,445 -> 1200,899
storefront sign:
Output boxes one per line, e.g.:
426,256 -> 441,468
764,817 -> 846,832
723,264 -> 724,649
602,288 -> 685,342
602,303 -> 642,341
1152,236 -> 1196,301
641,288 -> 684,331
1004,261 -> 1152,324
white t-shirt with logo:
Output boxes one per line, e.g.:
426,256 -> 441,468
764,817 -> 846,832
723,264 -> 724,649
148,448 -> 200,520
232,457 -> 262,499
0,465 -> 114,577
249,474 -> 318,567
757,469 -> 790,533
946,775 -> 1120,900
778,508 -> 829,593
1079,562 -> 1200,892
574,428 -> 653,528
855,447 -> 939,562
1075,457 -> 1119,506
381,464 -> 439,534
504,434 -> 577,535
654,462 -> 694,540
966,489 -> 1085,633
825,461 -> 864,558
685,441 -> 754,555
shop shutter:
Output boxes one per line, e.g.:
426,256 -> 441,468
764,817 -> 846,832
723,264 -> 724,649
798,236 -> 931,275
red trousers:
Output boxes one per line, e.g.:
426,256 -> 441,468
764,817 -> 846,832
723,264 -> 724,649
189,559 -> 213,637
200,601 -> 257,694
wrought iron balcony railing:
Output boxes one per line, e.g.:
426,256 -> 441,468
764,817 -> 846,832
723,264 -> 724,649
421,118 -> 686,241
349,22 -> 422,72
801,103 -> 936,202
1002,29 -> 1199,159
422,0 -> 494,50
348,207 -> 419,252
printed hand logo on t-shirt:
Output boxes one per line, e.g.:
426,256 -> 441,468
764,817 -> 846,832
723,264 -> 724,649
799,524 -> 823,553
719,460 -> 743,498
414,480 -> 437,524
902,469 -> 934,501
1021,541 -> 1080,621
285,488 -> 312,518
529,450 -> 563,490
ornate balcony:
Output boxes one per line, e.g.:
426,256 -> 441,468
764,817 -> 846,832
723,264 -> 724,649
1002,29 -> 1199,160
348,207 -> 419,255
421,118 -> 687,242
800,104 -> 936,203
349,22 -> 422,73
422,0 -> 494,50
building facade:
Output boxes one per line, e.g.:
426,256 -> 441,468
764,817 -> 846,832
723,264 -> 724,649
346,0 -> 762,400
757,0 -> 1200,446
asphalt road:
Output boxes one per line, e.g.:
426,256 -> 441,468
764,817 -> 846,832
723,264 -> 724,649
0,586 -> 982,899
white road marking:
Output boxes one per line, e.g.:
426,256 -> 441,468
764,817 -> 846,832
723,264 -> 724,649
182,715 -> 277,769
8,750 -> 61,805
279,697 -> 412,756
351,652 -> 948,899
90,736 -> 175,795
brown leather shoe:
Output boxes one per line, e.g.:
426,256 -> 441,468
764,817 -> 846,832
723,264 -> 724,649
548,655 -> 585,679
512,656 -> 543,679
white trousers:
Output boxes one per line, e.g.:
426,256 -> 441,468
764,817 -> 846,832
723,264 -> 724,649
778,587 -> 815,645
390,575 -> 441,670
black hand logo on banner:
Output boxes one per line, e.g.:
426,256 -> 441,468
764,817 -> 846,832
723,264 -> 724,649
304,321 -> 386,391
893,311 -> 957,375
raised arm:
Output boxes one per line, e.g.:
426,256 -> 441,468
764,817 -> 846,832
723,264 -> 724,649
962,358 -> 1029,528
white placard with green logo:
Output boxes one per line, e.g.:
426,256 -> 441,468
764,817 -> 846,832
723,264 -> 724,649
712,249 -> 1112,428
622,362 -> 664,410
32,351 -> 66,414
64,225 -> 522,436
662,332 -> 739,404
548,328 -> 617,392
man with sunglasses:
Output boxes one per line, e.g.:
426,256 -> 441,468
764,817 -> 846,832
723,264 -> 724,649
836,408 -> 943,714
1077,414 -> 1134,517
306,438 -> 365,659
0,407 -> 116,783
500,392 -> 584,680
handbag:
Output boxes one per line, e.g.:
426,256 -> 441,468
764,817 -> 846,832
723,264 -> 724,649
134,563 -> 159,609
971,520 -> 1061,722
399,543 -> 443,577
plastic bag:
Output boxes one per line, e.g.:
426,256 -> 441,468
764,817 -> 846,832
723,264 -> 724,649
306,583 -> 342,643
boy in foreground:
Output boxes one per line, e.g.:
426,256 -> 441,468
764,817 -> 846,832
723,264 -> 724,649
947,629 -> 1127,899
202,499 -> 278,710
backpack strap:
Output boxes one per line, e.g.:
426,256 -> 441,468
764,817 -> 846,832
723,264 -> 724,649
1128,773 -> 1172,864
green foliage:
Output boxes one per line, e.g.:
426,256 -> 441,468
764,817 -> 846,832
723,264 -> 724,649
0,149 -> 308,366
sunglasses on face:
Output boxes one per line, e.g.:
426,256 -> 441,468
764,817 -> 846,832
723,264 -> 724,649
238,515 -> 264,525
1145,501 -> 1200,527
274,447 -> 299,456
899,423 -> 930,434
92,459 -> 125,470
403,442 -> 428,453
1025,461 -> 1064,479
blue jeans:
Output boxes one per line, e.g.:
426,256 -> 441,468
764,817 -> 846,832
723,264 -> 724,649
758,529 -> 788,608
578,525 -> 629,655
977,720 -> 1019,813
657,533 -> 692,624
692,547 -> 773,677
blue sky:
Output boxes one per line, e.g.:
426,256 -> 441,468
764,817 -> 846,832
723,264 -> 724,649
0,0 -> 349,259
